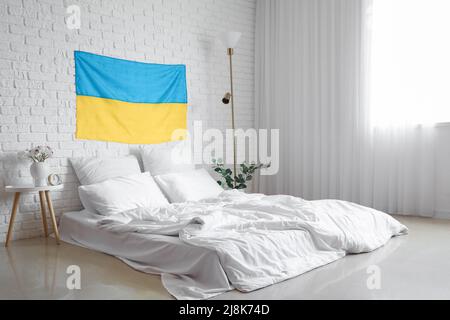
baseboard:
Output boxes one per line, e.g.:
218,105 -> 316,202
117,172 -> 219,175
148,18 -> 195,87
434,210 -> 450,220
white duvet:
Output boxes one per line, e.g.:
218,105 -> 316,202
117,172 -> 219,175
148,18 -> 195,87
97,190 -> 407,299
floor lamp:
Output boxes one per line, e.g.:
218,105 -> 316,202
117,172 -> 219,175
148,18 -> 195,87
219,31 -> 242,187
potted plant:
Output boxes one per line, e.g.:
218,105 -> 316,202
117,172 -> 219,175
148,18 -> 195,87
212,158 -> 270,190
18,146 -> 54,187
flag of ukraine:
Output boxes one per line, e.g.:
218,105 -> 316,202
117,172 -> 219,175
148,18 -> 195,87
75,51 -> 187,144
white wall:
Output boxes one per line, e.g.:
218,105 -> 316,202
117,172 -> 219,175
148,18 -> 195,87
0,0 -> 256,242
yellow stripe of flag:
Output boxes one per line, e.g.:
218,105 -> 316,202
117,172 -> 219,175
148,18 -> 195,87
76,95 -> 187,144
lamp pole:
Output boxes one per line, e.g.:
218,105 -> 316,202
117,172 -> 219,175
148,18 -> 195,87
220,31 -> 241,189
228,47 -> 237,188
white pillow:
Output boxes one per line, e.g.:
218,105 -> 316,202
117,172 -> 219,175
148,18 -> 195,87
70,156 -> 141,185
140,141 -> 194,176
154,168 -> 224,203
78,172 -> 169,215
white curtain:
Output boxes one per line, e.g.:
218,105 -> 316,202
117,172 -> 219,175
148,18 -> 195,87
255,0 -> 438,217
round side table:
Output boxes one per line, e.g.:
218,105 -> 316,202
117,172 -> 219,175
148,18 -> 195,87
4,184 -> 63,247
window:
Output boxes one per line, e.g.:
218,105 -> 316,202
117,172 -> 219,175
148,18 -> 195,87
370,0 -> 450,126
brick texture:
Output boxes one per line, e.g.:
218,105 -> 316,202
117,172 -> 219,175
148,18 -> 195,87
0,0 -> 256,242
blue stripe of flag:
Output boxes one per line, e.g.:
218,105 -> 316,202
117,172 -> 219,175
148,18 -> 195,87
75,51 -> 187,104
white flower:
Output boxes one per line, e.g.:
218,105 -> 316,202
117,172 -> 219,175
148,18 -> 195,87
20,145 -> 54,163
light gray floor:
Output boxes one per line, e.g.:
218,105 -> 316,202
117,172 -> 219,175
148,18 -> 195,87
1,216 -> 449,300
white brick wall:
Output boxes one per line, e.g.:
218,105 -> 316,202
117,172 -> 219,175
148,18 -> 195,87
0,0 -> 256,242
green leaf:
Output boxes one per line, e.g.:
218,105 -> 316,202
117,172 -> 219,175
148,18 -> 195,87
211,159 -> 271,191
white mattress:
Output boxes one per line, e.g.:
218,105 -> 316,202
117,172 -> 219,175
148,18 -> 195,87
59,210 -> 232,299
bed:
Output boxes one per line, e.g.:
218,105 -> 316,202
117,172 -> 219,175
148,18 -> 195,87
64,152 -> 408,300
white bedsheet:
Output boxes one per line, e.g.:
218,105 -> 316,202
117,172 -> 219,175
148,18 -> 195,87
98,190 -> 408,299
59,210 -> 232,299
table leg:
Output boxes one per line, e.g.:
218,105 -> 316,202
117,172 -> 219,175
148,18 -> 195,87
38,191 -> 49,237
5,192 -> 21,247
44,191 -> 60,245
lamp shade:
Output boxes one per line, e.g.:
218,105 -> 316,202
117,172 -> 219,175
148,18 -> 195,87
219,31 -> 242,49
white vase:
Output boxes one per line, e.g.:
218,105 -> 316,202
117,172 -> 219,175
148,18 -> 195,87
30,162 -> 49,187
